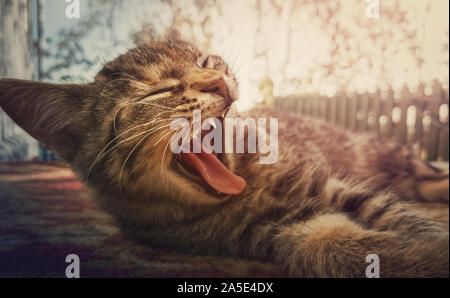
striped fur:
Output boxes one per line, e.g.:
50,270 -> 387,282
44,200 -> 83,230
0,40 -> 448,277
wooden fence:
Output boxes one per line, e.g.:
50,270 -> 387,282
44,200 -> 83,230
274,82 -> 449,161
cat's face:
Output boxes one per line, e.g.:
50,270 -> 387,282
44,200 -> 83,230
0,40 -> 246,221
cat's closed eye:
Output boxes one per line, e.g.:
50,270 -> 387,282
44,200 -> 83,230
141,86 -> 176,99
138,80 -> 182,100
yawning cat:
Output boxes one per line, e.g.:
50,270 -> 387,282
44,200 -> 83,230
0,40 -> 448,277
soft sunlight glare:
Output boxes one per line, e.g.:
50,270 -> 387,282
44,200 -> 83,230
44,0 -> 449,111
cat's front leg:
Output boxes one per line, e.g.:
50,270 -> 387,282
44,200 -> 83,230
415,167 -> 449,203
268,213 -> 448,277
358,140 -> 449,203
324,177 -> 448,236
398,156 -> 449,203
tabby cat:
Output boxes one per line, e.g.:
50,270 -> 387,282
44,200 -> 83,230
0,40 -> 448,277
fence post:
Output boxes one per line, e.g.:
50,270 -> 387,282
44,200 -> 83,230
427,82 -> 441,160
373,89 -> 381,135
413,84 -> 425,150
337,92 -> 347,128
360,93 -> 369,132
273,84 -> 448,161
347,93 -> 357,131
385,87 -> 394,139
397,85 -> 409,145
439,88 -> 449,161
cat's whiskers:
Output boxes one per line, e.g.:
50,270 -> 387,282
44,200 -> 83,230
87,128 -> 156,181
105,122 -> 170,157
117,122 -> 172,195
229,35 -> 249,72
113,102 -> 137,136
118,131 -> 154,196
135,102 -> 177,111
86,119 -> 170,181
113,102 -> 174,136
148,111 -> 174,126
233,58 -> 249,77
152,128 -> 176,148
159,129 -> 179,186
229,48 -> 241,74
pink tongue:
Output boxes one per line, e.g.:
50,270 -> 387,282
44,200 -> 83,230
181,148 -> 246,195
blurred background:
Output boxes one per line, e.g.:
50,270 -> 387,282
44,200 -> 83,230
1,0 -> 449,162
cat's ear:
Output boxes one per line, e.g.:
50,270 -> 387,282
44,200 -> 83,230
0,79 -> 91,161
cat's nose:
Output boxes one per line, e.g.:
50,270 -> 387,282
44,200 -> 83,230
191,76 -> 232,104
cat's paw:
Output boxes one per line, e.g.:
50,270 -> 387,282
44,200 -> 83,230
418,176 -> 449,203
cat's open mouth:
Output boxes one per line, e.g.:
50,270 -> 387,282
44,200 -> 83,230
171,113 -> 246,196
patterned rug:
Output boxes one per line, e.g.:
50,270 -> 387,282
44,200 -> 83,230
0,163 -> 279,278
